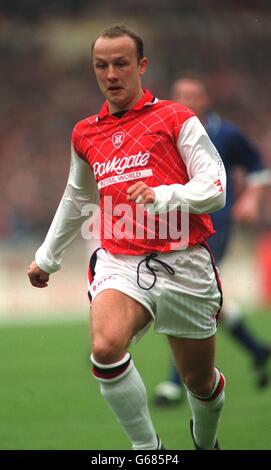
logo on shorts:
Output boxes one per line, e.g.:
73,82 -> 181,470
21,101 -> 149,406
210,313 -> 217,325
112,132 -> 125,149
92,275 -> 116,292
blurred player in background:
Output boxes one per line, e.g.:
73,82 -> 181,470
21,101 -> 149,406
154,74 -> 271,407
28,26 -> 227,449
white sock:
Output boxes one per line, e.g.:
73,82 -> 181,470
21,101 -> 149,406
91,353 -> 158,450
187,368 -> 225,449
222,300 -> 242,328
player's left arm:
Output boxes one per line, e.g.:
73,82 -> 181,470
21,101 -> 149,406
232,183 -> 263,223
230,129 -> 271,223
127,116 -> 227,214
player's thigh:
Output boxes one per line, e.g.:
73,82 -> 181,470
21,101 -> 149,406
167,334 -> 216,386
91,288 -> 152,350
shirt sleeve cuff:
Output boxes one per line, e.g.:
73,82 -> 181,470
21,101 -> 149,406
35,246 -> 61,274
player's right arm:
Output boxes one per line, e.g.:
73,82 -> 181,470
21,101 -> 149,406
28,146 -> 98,288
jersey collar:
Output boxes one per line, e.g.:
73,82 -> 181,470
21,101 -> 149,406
97,89 -> 156,120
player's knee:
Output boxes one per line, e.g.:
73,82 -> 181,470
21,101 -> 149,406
92,337 -> 126,364
183,371 -> 215,397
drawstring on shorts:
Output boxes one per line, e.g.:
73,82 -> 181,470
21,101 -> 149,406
136,252 -> 175,290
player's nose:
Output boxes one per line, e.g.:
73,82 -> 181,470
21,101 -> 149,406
107,64 -> 118,81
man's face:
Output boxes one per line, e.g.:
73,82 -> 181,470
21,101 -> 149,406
171,79 -> 210,120
93,35 -> 147,113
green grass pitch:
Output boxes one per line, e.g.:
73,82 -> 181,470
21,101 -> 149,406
0,310 -> 270,450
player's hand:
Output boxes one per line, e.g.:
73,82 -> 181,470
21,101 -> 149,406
27,261 -> 50,288
127,181 -> 156,205
232,186 -> 261,224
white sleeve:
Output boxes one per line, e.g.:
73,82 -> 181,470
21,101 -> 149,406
246,169 -> 271,187
35,146 -> 99,274
147,115 -> 227,214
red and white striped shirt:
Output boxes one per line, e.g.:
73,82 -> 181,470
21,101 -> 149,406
36,90 -> 226,273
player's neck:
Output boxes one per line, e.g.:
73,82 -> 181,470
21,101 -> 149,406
108,89 -> 144,115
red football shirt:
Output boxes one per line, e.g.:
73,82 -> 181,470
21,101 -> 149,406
72,89 -> 215,255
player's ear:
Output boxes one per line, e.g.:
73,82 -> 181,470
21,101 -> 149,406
139,57 -> 148,76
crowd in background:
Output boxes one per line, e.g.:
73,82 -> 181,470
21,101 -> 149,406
1,1 -> 271,240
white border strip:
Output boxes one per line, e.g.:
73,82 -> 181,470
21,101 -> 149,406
98,169 -> 153,189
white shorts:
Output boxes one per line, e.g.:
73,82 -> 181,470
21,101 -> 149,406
88,245 -> 222,341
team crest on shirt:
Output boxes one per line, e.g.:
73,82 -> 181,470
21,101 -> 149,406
112,131 -> 125,149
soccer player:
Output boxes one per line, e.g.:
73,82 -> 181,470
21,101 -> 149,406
154,74 -> 271,407
28,25 -> 227,450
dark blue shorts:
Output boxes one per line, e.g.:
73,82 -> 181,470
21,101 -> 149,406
208,214 -> 232,265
